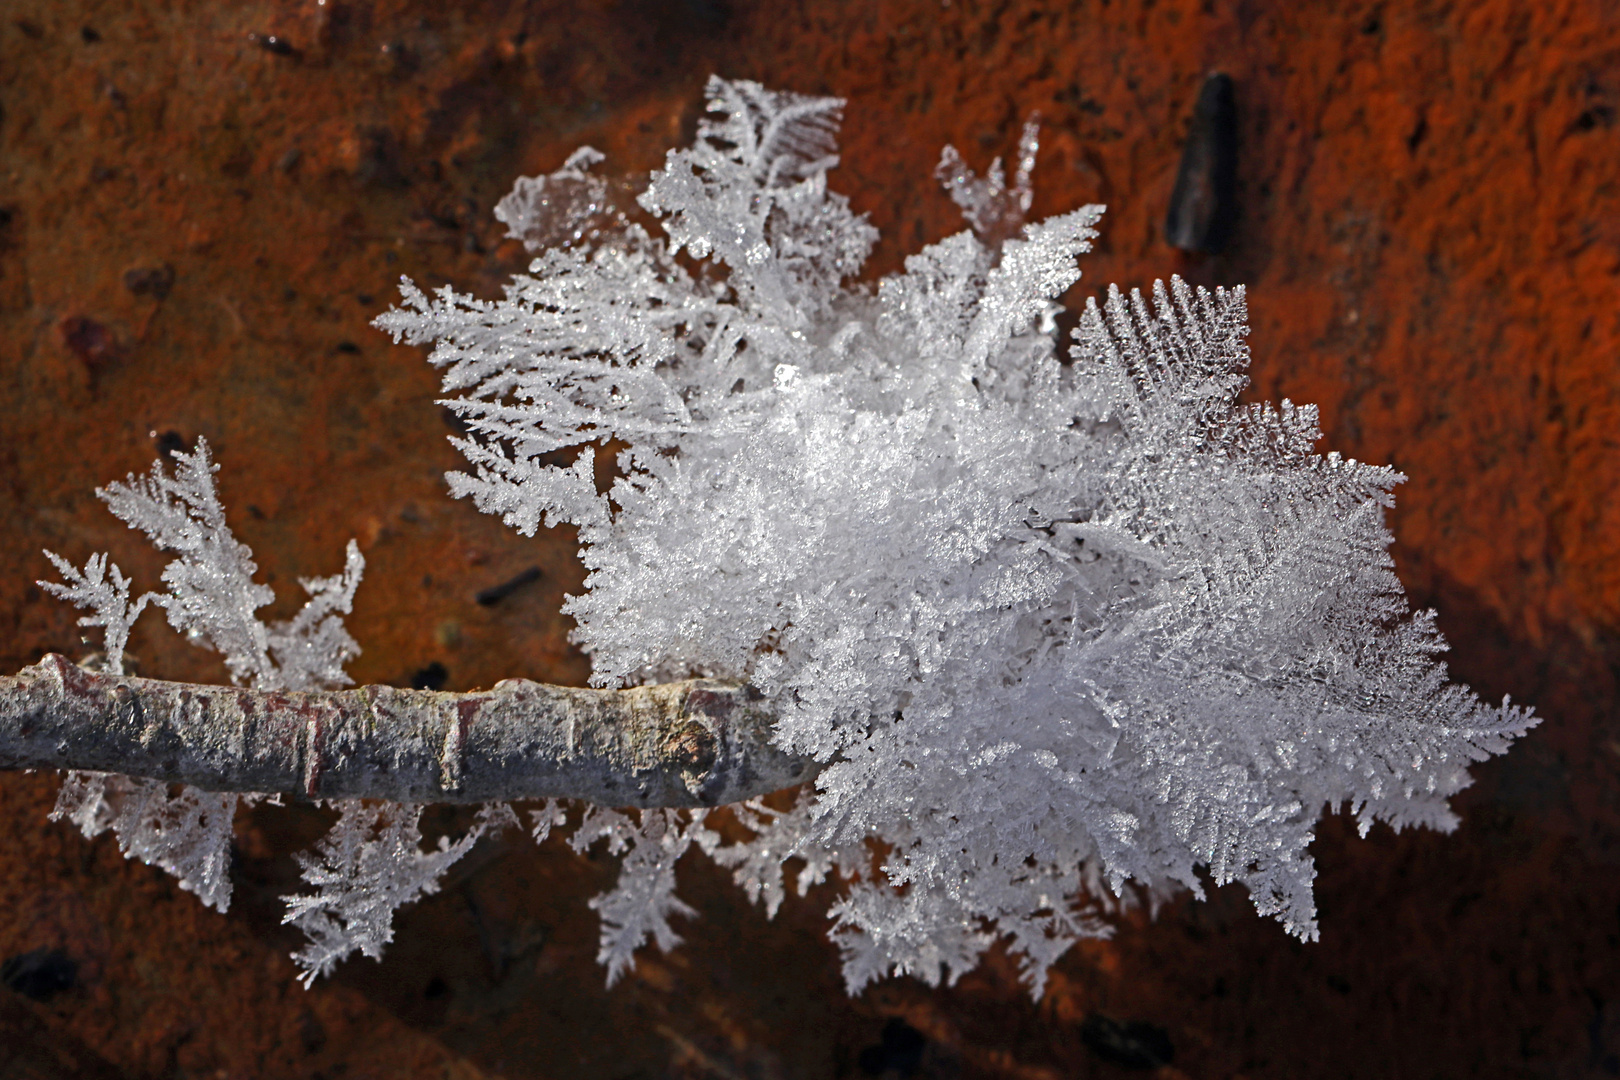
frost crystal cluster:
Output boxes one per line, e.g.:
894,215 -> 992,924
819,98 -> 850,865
40,77 -> 1536,996
372,77 -> 1536,993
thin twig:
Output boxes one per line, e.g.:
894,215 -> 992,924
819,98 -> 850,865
0,655 -> 814,807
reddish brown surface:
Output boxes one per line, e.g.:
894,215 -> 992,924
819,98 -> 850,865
2,1 -> 1618,1077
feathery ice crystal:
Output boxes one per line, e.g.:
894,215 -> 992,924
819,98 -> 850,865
44,77 -> 1536,995
42,439 -> 364,915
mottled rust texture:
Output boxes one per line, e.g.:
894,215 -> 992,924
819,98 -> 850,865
1,1 -> 1617,1077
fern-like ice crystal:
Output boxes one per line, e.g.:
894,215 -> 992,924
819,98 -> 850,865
377,76 -> 1537,993
42,77 -> 1537,996
42,439 -> 364,915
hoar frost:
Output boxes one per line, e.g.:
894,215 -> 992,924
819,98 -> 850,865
44,76 -> 1536,995
42,438 -> 364,914
372,77 -> 1536,994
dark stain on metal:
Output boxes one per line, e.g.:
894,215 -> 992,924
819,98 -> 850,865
122,263 -> 175,300
1,948 -> 78,1002
857,1018 -> 927,1077
153,429 -> 190,461
247,32 -> 295,56
1079,1013 -> 1175,1071
58,315 -> 126,375
1164,72 -> 1238,254
410,662 -> 448,691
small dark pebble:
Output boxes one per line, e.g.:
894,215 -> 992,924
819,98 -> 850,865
858,1018 -> 926,1077
2,948 -> 78,1001
476,566 -> 541,607
1079,1013 -> 1175,1071
335,340 -> 360,354
410,662 -> 448,691
248,32 -> 295,55
59,315 -> 125,372
153,430 -> 189,460
123,263 -> 175,300
79,26 -> 100,43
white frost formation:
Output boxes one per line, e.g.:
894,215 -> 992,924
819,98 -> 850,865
372,77 -> 1538,994
284,801 -> 518,986
41,77 -> 1536,996
42,439 -> 365,915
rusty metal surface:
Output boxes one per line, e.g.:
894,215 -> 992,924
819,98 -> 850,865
2,1 -> 1618,1077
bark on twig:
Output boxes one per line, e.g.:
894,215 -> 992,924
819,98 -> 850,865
0,654 -> 814,807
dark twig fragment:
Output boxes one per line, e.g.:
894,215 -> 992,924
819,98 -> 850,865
1164,72 -> 1238,254
475,566 -> 542,606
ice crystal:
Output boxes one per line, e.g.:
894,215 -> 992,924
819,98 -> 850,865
495,145 -> 622,252
50,771 -> 243,913
570,807 -> 707,985
283,802 -> 517,986
41,440 -> 364,916
90,439 -> 364,691
378,76 -> 1538,994
40,76 -> 1536,997
38,551 -> 149,677
936,113 -> 1041,247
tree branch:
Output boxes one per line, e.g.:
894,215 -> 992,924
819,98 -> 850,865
0,654 -> 814,807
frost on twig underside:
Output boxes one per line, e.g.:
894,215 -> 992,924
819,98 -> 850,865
283,801 -> 519,986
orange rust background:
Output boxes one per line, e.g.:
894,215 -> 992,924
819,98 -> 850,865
1,1 -> 1618,1077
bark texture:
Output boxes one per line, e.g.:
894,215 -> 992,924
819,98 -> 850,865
0,655 -> 813,807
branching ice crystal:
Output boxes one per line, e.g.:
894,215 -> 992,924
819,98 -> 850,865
40,76 -> 1537,996
377,76 -> 1537,994
284,801 -> 518,987
42,439 -> 364,915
